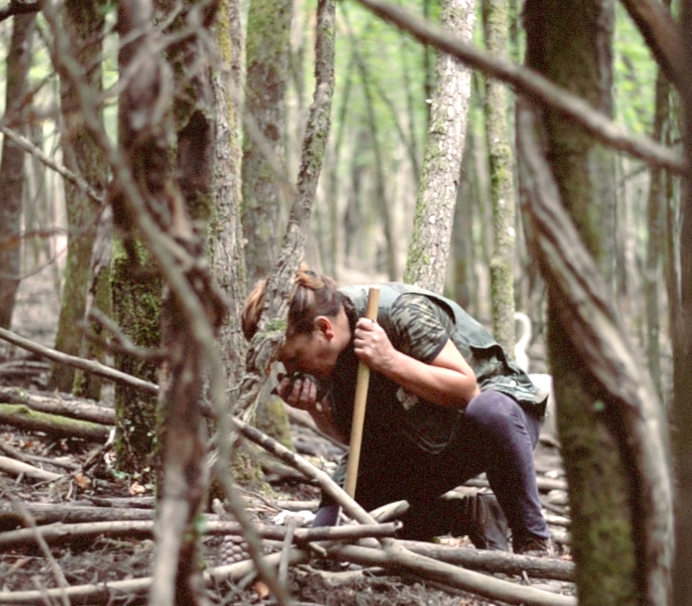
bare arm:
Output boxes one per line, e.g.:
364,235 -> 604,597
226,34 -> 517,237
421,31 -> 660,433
353,318 -> 480,409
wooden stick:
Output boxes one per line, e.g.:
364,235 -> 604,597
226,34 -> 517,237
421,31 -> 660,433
344,287 -> 380,498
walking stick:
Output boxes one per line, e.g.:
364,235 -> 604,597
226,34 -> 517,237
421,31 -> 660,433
344,287 -> 380,498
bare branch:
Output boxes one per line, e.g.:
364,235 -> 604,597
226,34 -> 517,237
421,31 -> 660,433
0,0 -> 40,23
0,125 -> 105,206
0,326 -> 159,396
619,0 -> 686,91
352,0 -> 685,174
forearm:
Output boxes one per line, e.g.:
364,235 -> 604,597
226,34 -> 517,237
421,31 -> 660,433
379,350 -> 479,409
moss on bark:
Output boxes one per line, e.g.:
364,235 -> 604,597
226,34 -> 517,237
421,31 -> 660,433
111,239 -> 161,479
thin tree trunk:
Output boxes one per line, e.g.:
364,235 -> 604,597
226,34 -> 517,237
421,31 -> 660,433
672,2 -> 692,604
356,58 -> 399,280
51,0 -> 107,393
115,3 -> 228,604
211,0 -> 248,389
644,58 -> 671,401
482,0 -> 515,352
452,127 -> 476,311
242,0 -> 293,288
0,13 -> 35,330
404,0 -> 474,292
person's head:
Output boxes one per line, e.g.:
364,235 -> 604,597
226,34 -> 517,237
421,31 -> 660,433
242,266 -> 347,378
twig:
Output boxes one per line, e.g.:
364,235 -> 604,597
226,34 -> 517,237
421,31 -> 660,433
352,0 -> 685,175
278,517 -> 297,585
0,327 -> 159,396
0,540 -> 576,606
231,417 -> 377,526
6,492 -> 71,606
0,518 -> 402,550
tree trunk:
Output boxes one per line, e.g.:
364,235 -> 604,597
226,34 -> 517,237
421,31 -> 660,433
242,0 -> 293,288
521,0 -> 673,604
0,13 -> 35,330
111,241 -> 161,476
50,0 -> 108,393
404,0 -> 474,292
644,56 -> 671,402
115,3 -> 228,604
211,0 -> 248,389
672,2 -> 692,604
482,0 -> 515,352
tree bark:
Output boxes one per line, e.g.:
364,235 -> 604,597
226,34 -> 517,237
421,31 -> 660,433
242,0 -> 293,288
672,2 -> 692,604
404,0 -> 474,293
521,1 -> 673,605
51,0 -> 108,393
482,0 -> 515,352
0,13 -> 34,330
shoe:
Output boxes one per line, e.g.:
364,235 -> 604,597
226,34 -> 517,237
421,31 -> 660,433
513,533 -> 553,557
449,493 -> 510,551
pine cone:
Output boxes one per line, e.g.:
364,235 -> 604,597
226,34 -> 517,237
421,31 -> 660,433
219,536 -> 250,566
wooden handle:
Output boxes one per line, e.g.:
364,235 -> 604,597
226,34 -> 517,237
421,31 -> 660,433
344,287 -> 380,498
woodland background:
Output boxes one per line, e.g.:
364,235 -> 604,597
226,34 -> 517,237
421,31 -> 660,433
0,0 -> 690,605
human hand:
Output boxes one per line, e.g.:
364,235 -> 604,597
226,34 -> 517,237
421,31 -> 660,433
353,318 -> 398,372
274,372 -> 320,412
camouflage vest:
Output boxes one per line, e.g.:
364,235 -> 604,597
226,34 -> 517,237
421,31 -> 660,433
331,283 -> 547,455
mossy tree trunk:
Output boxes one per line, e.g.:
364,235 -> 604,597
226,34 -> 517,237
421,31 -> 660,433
404,0 -> 474,292
111,240 -> 161,477
524,3 -> 636,604
211,0 -> 247,389
482,0 -> 515,353
521,0 -> 673,604
242,0 -> 293,289
0,13 -> 35,331
50,0 -> 108,393
116,2 -> 227,603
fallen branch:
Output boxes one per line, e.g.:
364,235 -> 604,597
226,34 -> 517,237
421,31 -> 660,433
0,519 -> 402,550
0,456 -> 63,483
0,541 -> 575,606
0,327 -> 158,396
0,404 -> 111,441
328,542 -> 576,606
0,501 -> 155,528
0,387 -> 116,425
399,540 -> 574,581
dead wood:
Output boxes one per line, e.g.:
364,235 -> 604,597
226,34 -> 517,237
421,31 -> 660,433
0,501 -> 155,528
0,440 -> 78,471
0,387 -> 115,425
399,540 -> 574,581
0,539 -> 575,606
0,404 -> 111,441
0,519 -> 402,550
0,326 -> 159,395
0,456 -> 63,483
0,360 -> 48,379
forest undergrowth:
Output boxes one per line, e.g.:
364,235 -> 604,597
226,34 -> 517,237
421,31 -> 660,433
0,271 -> 575,606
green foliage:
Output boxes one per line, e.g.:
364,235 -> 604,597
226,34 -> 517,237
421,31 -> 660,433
331,2 -> 429,178
613,5 -> 657,134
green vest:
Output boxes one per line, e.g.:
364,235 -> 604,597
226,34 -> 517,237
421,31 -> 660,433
333,283 -> 547,454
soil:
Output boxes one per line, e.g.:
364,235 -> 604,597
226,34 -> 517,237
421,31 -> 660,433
0,268 -> 574,605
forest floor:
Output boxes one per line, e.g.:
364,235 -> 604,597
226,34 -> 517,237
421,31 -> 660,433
0,268 -> 575,606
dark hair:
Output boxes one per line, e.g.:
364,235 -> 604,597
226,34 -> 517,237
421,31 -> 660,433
241,266 -> 344,341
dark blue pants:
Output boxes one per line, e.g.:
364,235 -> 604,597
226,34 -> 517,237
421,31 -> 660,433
316,390 -> 549,542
